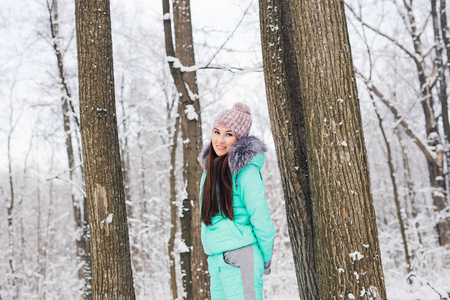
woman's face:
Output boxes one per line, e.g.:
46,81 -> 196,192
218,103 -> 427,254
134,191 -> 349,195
212,126 -> 238,156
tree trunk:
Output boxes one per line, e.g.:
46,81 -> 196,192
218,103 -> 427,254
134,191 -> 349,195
172,1 -> 209,298
119,74 -> 132,218
396,130 -> 422,245
371,98 -> 411,274
162,0 -> 207,298
348,0 -> 450,247
42,153 -> 56,300
7,127 -> 17,299
400,0 -> 449,246
440,0 -> 450,77
258,1 -> 318,298
433,0 -> 450,246
259,1 -> 387,299
168,106 -> 181,300
45,0 -> 91,292
75,0 -> 136,298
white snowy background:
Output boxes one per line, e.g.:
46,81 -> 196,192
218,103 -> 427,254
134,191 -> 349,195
0,0 -> 449,299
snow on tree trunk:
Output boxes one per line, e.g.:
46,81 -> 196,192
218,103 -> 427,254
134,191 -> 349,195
162,0 -> 207,298
75,0 -> 136,298
172,0 -> 209,299
259,1 -> 387,298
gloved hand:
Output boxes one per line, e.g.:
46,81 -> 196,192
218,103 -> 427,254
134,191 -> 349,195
264,260 -> 272,275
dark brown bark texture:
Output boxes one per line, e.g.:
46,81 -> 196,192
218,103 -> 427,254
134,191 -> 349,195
163,0 -> 207,298
258,1 -> 318,299
172,0 -> 209,299
259,0 -> 387,299
75,0 -> 136,299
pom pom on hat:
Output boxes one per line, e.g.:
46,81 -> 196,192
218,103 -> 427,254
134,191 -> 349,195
233,102 -> 251,115
213,102 -> 252,139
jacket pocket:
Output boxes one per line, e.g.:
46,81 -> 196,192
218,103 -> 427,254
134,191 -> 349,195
223,250 -> 240,268
226,220 -> 244,240
223,244 -> 253,268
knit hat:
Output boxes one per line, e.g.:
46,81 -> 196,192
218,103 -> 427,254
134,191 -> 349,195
213,103 -> 252,139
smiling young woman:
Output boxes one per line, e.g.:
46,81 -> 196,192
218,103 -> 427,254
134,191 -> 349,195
211,126 -> 238,156
199,103 -> 275,299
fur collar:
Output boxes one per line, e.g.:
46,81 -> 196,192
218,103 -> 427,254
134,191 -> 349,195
200,136 -> 267,174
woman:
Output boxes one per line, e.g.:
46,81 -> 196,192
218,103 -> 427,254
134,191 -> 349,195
200,102 -> 276,300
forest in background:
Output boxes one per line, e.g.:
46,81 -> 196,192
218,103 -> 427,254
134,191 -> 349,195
0,0 -> 449,299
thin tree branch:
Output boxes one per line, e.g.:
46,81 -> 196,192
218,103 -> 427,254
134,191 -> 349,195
357,70 -> 438,167
345,2 -> 421,65
204,0 -> 254,68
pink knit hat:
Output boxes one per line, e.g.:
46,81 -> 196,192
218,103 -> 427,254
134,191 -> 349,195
213,103 -> 252,139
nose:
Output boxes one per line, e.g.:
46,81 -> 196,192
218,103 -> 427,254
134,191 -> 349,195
218,134 -> 225,144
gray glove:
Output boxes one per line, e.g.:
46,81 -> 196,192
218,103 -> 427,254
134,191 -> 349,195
264,260 -> 272,275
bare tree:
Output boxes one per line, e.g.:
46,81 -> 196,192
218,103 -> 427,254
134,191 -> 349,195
5,92 -> 19,300
346,0 -> 450,246
162,0 -> 208,298
371,96 -> 412,274
75,0 -> 135,298
259,1 -> 387,298
45,1 -> 91,296
167,100 -> 181,300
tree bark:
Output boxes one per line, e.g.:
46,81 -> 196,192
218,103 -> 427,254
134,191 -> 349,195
162,0 -> 207,298
259,1 -> 387,299
172,1 -> 209,299
75,0 -> 135,298
259,1 -> 318,298
168,105 -> 181,300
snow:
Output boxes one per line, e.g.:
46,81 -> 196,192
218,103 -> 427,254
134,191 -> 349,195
349,251 -> 364,261
1,0 -> 450,299
184,83 -> 199,101
100,213 -> 113,224
178,240 -> 190,253
106,213 -> 113,223
184,105 -> 198,121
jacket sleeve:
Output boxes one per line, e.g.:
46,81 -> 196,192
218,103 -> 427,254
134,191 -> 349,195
238,164 -> 275,263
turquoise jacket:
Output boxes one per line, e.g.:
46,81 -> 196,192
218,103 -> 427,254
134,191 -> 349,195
199,136 -> 276,263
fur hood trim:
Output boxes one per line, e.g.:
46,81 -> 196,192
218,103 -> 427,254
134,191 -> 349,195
200,136 -> 267,174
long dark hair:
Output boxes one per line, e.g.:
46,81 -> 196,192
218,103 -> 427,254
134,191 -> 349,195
201,142 -> 234,226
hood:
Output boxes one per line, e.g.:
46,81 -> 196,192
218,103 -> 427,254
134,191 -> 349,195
200,136 -> 267,174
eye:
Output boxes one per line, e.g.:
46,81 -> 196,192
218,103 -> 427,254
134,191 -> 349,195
226,133 -> 234,137
214,130 -> 220,134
